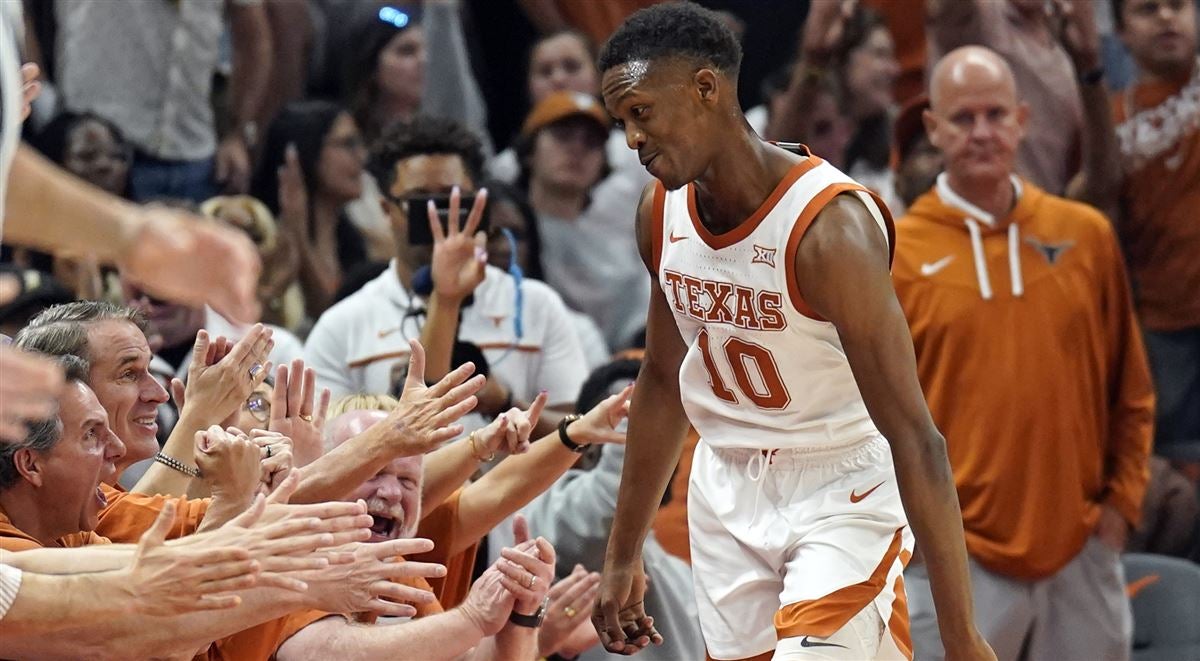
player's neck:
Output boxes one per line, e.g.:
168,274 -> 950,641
944,171 -> 1016,223
691,133 -> 790,234
529,179 -> 587,220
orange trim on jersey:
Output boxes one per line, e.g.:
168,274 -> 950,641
774,528 -> 905,639
650,180 -> 667,274
782,183 -> 861,320
783,183 -> 895,320
889,574 -> 914,660
687,156 -> 824,251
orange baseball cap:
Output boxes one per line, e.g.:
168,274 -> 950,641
522,90 -> 610,137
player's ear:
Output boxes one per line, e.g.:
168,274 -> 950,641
694,68 -> 720,105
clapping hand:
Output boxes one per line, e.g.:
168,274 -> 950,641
268,359 -> 331,468
538,565 -> 603,658
172,327 -> 274,425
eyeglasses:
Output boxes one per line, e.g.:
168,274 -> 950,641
245,392 -> 271,423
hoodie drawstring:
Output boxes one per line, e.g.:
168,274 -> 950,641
964,218 -> 1023,300
1008,223 -> 1024,297
746,450 -> 773,525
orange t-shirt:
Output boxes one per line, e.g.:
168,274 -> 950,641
1111,72 -> 1200,331
94,483 -> 210,542
412,488 -> 478,609
893,182 -> 1154,579
0,507 -> 110,551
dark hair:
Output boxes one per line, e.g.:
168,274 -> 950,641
250,100 -> 346,215
17,301 -> 147,363
367,115 -> 485,196
31,111 -> 128,165
342,12 -> 422,142
833,5 -> 893,170
483,180 -> 544,281
527,30 -> 598,101
1111,0 -> 1126,29
598,2 -> 742,76
0,354 -> 91,490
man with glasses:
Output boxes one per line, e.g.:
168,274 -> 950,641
306,116 -> 589,437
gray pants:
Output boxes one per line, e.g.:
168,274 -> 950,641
906,537 -> 1132,661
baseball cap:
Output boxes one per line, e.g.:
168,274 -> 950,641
522,91 -> 610,137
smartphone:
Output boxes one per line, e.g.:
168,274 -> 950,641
405,194 -> 489,246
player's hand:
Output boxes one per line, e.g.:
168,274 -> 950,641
569,383 -> 633,446
0,344 -> 64,443
593,559 -> 662,655
429,185 -> 488,302
118,205 -> 262,324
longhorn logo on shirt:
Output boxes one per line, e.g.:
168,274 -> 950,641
1025,237 -> 1074,265
752,244 -> 777,268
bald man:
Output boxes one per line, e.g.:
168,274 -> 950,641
892,45 -> 1154,660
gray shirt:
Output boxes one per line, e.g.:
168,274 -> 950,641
54,0 -> 260,160
520,445 -> 705,661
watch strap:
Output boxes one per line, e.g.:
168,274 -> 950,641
557,414 -> 587,453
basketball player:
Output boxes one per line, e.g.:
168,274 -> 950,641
590,5 -> 994,660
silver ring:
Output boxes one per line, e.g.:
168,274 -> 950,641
525,574 -> 535,589
265,445 -> 273,458
248,363 -> 263,379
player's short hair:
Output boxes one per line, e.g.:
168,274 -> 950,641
368,116 -> 485,196
597,2 -> 742,77
0,354 -> 91,490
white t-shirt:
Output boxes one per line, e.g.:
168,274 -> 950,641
305,262 -> 588,425
0,2 -> 25,235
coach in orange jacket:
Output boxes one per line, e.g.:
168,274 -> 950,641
892,46 -> 1154,661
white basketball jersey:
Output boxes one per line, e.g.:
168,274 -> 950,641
653,151 -> 894,450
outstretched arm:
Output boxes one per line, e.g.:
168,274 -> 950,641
794,194 -> 993,660
594,183 -> 687,654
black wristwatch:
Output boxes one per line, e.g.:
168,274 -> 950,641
509,596 -> 550,628
557,414 -> 588,453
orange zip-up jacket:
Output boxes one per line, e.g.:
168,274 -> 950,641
893,178 -> 1154,579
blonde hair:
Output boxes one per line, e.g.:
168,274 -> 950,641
200,195 -> 279,253
328,393 -> 399,419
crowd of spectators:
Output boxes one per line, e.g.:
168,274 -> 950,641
0,1 -> 1197,659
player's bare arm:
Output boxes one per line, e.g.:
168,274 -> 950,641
593,182 -> 686,655
794,194 -> 996,661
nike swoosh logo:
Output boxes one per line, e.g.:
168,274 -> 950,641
920,255 -> 955,276
800,636 -> 847,649
849,481 -> 885,503
669,233 -> 688,243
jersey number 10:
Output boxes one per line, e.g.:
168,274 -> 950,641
698,329 -> 791,410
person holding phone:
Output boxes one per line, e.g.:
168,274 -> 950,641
305,115 -> 589,440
